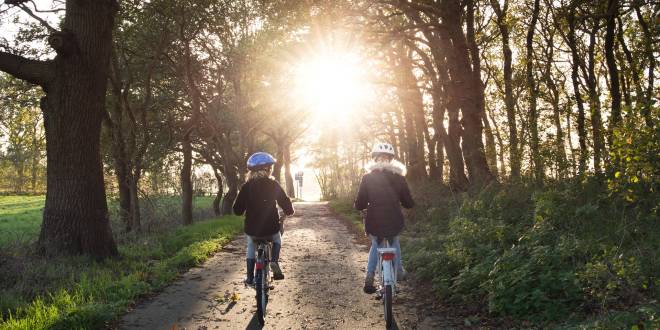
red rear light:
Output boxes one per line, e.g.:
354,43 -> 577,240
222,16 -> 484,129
256,262 -> 264,270
382,253 -> 395,261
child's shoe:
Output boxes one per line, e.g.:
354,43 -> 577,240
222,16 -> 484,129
245,258 -> 255,286
271,262 -> 285,280
363,273 -> 376,294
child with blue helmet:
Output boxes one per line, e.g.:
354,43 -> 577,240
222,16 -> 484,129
233,152 -> 295,284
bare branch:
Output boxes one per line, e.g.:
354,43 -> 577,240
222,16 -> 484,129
16,3 -> 57,32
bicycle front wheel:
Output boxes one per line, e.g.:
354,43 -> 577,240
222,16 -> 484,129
383,284 -> 393,328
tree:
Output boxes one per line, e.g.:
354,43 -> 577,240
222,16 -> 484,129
0,0 -> 119,257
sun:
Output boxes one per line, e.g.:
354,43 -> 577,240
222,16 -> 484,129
293,51 -> 373,117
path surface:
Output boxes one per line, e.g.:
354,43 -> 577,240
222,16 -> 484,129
119,202 -> 458,329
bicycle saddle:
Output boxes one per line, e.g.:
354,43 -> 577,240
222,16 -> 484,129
377,236 -> 396,245
252,236 -> 274,243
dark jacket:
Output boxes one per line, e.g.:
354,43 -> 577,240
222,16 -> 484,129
233,177 -> 295,237
354,161 -> 414,237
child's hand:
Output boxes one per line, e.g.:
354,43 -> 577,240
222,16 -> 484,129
279,215 -> 286,235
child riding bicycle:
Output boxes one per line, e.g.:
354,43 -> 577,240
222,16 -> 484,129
354,143 -> 415,294
233,152 -> 295,285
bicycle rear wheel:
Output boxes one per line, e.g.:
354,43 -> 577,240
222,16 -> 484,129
383,284 -> 393,328
255,267 -> 269,325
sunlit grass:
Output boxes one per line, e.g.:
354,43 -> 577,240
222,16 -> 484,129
0,195 -> 216,248
0,215 -> 243,330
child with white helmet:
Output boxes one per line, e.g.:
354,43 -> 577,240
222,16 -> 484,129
354,142 -> 415,293
233,152 -> 294,284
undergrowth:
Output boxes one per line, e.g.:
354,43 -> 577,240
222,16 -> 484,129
329,179 -> 659,328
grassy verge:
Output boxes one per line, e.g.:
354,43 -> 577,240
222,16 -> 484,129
0,215 -> 243,330
327,199 -> 364,232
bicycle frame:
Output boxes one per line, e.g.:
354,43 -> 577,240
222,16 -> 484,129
377,242 -> 397,291
377,238 -> 397,328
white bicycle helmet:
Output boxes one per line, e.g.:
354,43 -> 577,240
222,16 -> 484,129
371,142 -> 395,157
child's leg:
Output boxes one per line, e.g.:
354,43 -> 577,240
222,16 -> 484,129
246,235 -> 256,259
392,236 -> 403,271
366,235 -> 380,275
270,232 -> 284,280
270,232 -> 282,262
245,235 -> 256,283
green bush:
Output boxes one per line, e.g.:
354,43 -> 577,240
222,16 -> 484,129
399,180 -> 659,326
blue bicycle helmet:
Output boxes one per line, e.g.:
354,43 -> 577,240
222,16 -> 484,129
247,152 -> 276,170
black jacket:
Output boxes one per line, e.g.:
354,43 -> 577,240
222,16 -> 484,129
233,177 -> 295,237
354,163 -> 414,237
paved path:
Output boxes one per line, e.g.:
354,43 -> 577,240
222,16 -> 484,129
119,202 -> 457,329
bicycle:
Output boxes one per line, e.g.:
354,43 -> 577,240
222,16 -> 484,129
376,237 -> 398,329
252,238 -> 272,326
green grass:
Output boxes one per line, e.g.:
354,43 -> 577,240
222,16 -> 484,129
0,195 -> 216,249
327,199 -> 364,232
0,196 -> 45,247
0,215 -> 243,330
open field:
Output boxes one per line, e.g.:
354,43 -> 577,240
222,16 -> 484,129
0,195 -> 216,249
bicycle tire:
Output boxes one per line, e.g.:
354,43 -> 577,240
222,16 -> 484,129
383,284 -> 393,328
255,268 -> 269,325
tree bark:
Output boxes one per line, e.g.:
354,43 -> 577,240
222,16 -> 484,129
212,168 -> 223,216
526,0 -> 543,185
442,1 -> 494,186
566,9 -> 588,177
284,144 -> 295,197
586,21 -> 605,175
24,0 -> 119,257
395,47 -> 427,181
605,0 -> 622,144
221,165 -> 239,215
634,6 -> 655,128
181,136 -> 193,225
491,0 -> 520,180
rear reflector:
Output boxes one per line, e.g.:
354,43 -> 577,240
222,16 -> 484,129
256,262 -> 264,270
382,253 -> 395,261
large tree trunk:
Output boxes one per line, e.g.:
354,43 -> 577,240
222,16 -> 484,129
6,0 -> 121,257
